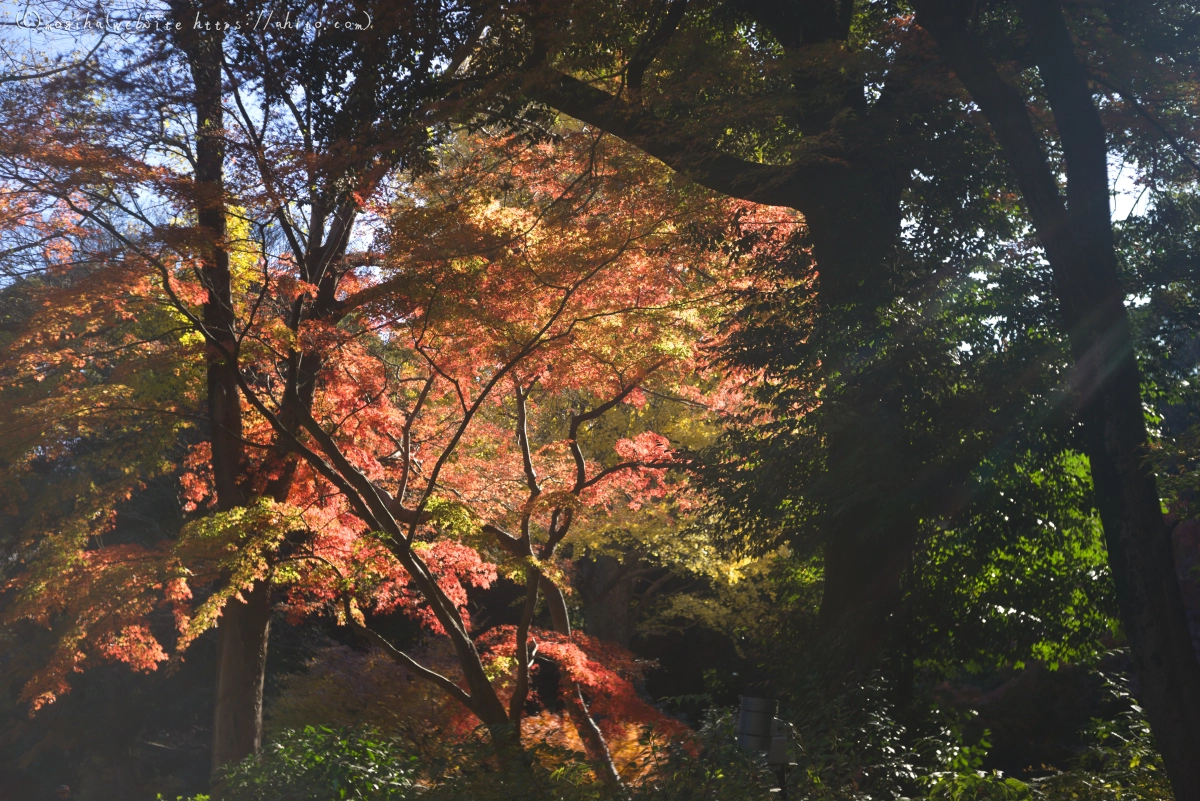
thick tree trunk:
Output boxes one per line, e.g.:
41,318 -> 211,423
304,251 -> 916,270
818,524 -> 915,664
913,2 -> 1200,796
171,1 -> 274,786
211,581 -> 272,774
578,555 -> 635,649
810,351 -> 929,669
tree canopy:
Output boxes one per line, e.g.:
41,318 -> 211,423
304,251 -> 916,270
3,1 -> 1200,800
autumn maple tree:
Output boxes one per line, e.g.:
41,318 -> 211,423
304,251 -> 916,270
10,2 -> 1200,799
2,1 -> 507,782
0,91 -> 793,787
171,127 -> 791,784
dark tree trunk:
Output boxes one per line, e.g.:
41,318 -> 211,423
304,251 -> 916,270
1172,520 -> 1200,661
812,387 -> 925,668
913,2 -> 1200,796
578,555 -> 635,649
211,581 -> 272,774
1023,8 -> 1200,794
171,1 -> 273,786
818,524 -> 916,664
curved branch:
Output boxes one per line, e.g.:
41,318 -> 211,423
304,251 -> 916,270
482,523 -> 526,556
0,32 -> 108,85
515,382 -> 542,542
522,66 -> 840,210
515,383 -> 541,498
568,377 -> 656,491
395,374 -> 436,506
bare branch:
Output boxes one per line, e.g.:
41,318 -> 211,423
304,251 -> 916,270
342,598 -> 473,708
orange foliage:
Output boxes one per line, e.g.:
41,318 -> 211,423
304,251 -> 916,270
1,105 -> 797,765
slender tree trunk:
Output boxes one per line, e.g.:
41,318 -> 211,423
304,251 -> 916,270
914,3 -> 1200,796
563,686 -> 621,788
1021,6 -> 1200,794
540,575 -> 622,789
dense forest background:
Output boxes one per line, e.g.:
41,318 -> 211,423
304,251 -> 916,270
3,0 -> 1200,799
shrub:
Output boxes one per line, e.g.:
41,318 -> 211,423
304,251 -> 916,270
218,726 -> 417,800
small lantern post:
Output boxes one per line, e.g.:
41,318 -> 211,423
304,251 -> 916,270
737,696 -> 796,799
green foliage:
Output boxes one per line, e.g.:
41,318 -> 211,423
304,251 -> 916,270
1032,671 -> 1171,801
785,675 -> 927,800
907,665 -> 1173,801
920,726 -> 1032,801
622,711 -> 781,801
642,548 -> 821,660
173,498 -> 304,651
222,713 -> 784,801
1119,189 -> 1200,415
422,496 -> 482,540
1154,423 -> 1200,518
218,726 -> 418,801
217,725 -> 604,801
904,449 -> 1119,675
415,739 -> 603,801
181,674 -> 1176,801
923,771 -> 1032,801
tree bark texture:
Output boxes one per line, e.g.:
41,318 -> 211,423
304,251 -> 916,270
210,581 -> 272,774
